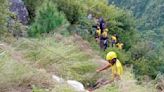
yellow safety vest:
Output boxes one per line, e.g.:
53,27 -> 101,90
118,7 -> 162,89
116,43 -> 123,49
111,59 -> 123,77
96,29 -> 101,37
111,36 -> 117,42
102,31 -> 108,38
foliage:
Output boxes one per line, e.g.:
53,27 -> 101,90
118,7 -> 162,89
15,35 -> 99,87
66,0 -> 137,50
23,0 -> 44,23
0,49 -> 53,91
0,0 -> 10,39
51,84 -> 75,92
108,0 -> 164,79
95,67 -> 156,92
108,0 -> 164,32
95,85 -> 119,92
129,32 -> 164,79
53,0 -> 86,24
32,85 -> 47,92
28,0 -> 68,37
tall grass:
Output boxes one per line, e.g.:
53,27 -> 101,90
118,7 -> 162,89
14,35 -> 100,87
0,45 -> 54,91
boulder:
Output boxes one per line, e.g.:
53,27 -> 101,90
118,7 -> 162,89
52,75 -> 65,83
9,0 -> 29,24
67,80 -> 86,92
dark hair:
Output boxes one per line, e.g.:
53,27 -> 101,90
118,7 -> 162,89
110,58 -> 117,65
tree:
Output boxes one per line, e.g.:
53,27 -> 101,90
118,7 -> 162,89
28,0 -> 68,37
0,0 -> 10,39
23,0 -> 44,23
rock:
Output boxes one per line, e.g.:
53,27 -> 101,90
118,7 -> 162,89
52,75 -> 65,83
0,44 -> 4,46
52,75 -> 87,92
9,0 -> 29,24
67,80 -> 86,92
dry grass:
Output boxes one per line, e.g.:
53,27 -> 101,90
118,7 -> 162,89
94,67 -> 157,92
0,34 -> 158,92
0,34 -> 102,91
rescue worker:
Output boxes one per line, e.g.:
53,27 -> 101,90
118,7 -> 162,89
100,28 -> 109,50
95,26 -> 101,42
96,51 -> 123,82
116,42 -> 124,49
88,51 -> 123,91
98,17 -> 105,33
111,34 -> 117,47
101,28 -> 109,50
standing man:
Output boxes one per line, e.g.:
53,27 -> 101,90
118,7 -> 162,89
99,17 -> 105,33
111,34 -> 117,47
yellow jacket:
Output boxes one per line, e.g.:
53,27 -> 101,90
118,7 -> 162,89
102,29 -> 108,38
102,31 -> 108,38
111,36 -> 117,42
96,29 -> 101,37
111,59 -> 123,77
116,43 -> 123,49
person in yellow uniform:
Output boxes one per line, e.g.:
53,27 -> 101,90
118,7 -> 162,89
100,28 -> 109,50
116,42 -> 124,49
87,51 -> 123,91
96,51 -> 123,81
102,28 -> 108,38
111,34 -> 117,47
95,26 -> 101,42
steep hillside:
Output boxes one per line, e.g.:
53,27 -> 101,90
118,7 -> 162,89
108,0 -> 164,79
108,0 -> 164,31
0,34 -> 156,92
0,34 -> 98,91
0,0 -> 163,91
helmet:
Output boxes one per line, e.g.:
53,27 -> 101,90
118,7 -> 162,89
106,51 -> 117,61
105,29 -> 108,32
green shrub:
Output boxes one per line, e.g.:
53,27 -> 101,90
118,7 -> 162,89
129,35 -> 164,79
0,53 -> 52,91
0,0 -> 10,40
51,84 -> 75,92
23,0 -> 44,23
15,36 -> 99,86
28,0 -> 68,37
70,0 -> 137,50
53,0 -> 86,24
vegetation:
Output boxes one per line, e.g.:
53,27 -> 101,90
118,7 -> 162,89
0,0 -> 163,91
53,0 -> 86,24
0,34 -> 156,92
0,0 -> 10,39
23,0 -> 44,23
108,0 -> 164,79
28,0 -> 68,37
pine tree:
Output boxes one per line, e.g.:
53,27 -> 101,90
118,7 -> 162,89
0,0 -> 10,38
28,0 -> 68,37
